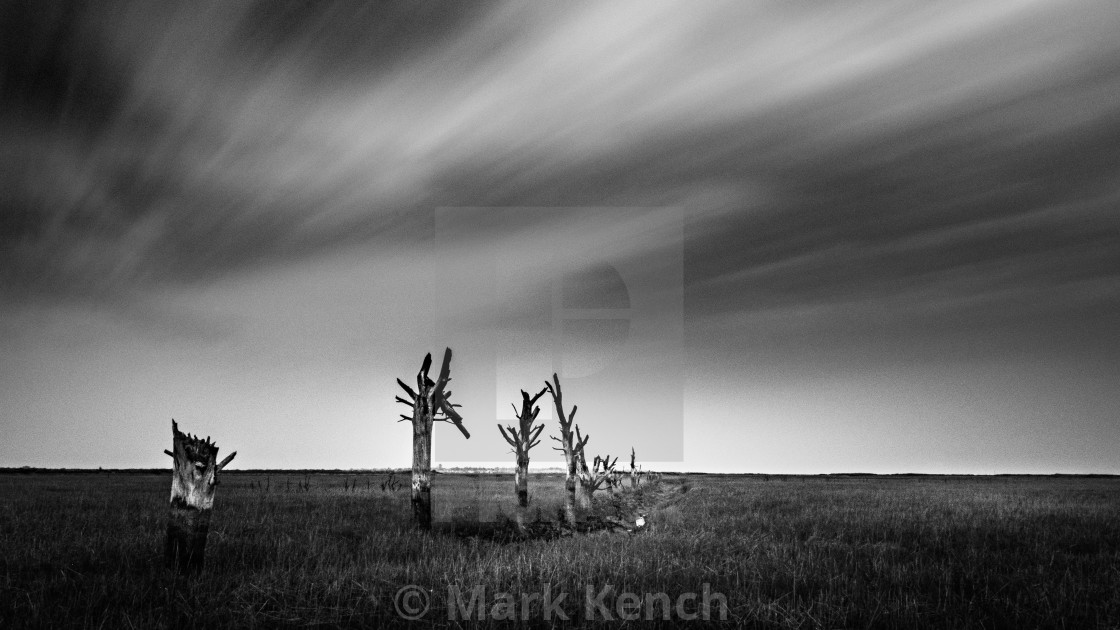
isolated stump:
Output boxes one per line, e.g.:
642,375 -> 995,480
395,348 -> 470,531
164,420 -> 235,575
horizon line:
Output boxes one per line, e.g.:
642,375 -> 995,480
2,466 -> 1117,477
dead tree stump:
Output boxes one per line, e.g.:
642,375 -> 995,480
546,374 -> 589,525
498,387 -> 547,508
630,447 -> 638,489
396,348 -> 469,530
164,420 -> 235,575
578,451 -> 618,508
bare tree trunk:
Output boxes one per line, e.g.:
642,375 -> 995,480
411,419 -> 432,530
630,447 -> 638,489
514,457 -> 529,507
564,473 -> 578,526
499,387 -> 545,512
564,457 -> 580,525
165,420 -> 234,575
513,458 -> 529,531
545,374 -> 588,527
166,502 -> 210,575
396,349 -> 469,531
576,479 -> 593,512
499,386 -> 546,534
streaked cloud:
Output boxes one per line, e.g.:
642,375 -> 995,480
4,0 -> 1119,321
2,0 -> 1120,471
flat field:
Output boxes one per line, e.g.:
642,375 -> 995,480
0,471 -> 1117,628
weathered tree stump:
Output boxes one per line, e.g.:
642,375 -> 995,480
396,348 -> 469,530
546,374 -> 589,526
498,387 -> 547,508
164,420 -> 235,575
630,447 -> 638,489
578,451 -> 619,507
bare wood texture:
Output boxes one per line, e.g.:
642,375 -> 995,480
630,446 -> 638,489
165,419 -> 235,574
396,348 -> 469,530
498,387 -> 547,508
546,374 -> 589,524
578,450 -> 619,505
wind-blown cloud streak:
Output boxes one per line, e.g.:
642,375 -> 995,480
4,0 -> 1118,318
2,0 -> 1119,470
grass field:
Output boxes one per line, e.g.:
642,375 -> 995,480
1,471 -> 1118,628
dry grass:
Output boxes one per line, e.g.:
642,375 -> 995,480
1,472 -> 1118,628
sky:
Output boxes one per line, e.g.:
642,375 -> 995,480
1,0 -> 1118,473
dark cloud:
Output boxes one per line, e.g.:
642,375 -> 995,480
2,0 -> 1119,341
0,0 -> 450,304
232,0 -> 504,82
683,93 -> 1120,321
0,0 -> 125,131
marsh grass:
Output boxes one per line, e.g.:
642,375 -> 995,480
0,472 -> 1117,628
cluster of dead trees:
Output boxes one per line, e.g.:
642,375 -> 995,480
392,350 -> 653,531
493,374 -> 620,527
162,347 -> 661,574
499,373 -> 658,528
